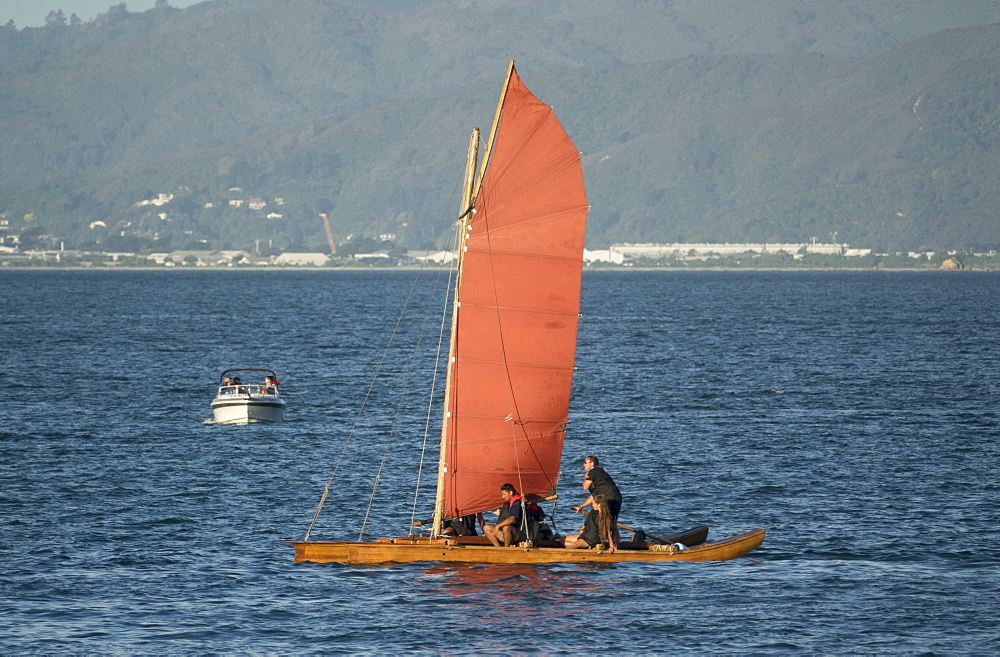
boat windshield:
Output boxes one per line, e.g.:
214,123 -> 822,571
216,384 -> 279,397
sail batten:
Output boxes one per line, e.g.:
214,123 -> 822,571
441,62 -> 588,520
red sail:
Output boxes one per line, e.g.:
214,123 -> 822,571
442,66 -> 588,518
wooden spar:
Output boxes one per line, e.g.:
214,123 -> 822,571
421,494 -> 556,529
573,507 -> 682,545
432,126 -> 481,537
460,128 -> 481,222
472,59 -> 516,200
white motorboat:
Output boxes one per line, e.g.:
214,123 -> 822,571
211,368 -> 286,424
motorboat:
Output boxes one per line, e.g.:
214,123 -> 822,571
211,368 -> 286,424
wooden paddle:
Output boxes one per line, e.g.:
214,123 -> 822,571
412,494 -> 559,527
572,508 -> 669,544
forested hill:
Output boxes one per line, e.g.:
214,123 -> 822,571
1,0 -> 999,253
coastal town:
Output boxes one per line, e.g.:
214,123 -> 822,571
2,189 -> 993,270
0,195 -> 991,270
0,238 -> 990,269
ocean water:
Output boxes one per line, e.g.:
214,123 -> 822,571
1,269 -> 998,653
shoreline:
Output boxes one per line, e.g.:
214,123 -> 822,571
2,265 -> 996,273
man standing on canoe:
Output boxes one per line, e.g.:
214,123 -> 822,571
574,455 -> 622,544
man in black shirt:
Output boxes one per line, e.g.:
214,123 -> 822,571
484,483 -> 523,547
573,455 -> 622,544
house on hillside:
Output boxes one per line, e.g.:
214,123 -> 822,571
135,193 -> 174,207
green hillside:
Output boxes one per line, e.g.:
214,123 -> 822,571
1,0 -> 998,253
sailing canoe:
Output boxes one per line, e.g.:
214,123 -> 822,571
290,61 -> 765,566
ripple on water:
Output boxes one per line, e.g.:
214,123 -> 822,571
2,270 -> 999,652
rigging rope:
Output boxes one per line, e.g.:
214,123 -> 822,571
303,181 -> 463,542
408,233 -> 458,532
461,111 -> 567,545
358,251 -> 457,540
301,271 -> 423,541
358,296 -> 430,541
477,113 -> 564,543
479,197 -> 534,545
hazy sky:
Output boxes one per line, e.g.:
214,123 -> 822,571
1,0 -> 201,27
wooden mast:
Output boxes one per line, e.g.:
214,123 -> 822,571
432,60 -> 516,535
473,60 -> 516,199
432,126 -> 480,537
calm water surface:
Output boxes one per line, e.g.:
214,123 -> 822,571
1,269 -> 998,653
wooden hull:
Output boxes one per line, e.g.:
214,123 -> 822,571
289,528 -> 764,565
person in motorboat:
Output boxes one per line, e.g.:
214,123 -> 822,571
563,494 -> 616,553
219,377 -> 236,395
574,455 -> 623,544
263,375 -> 279,395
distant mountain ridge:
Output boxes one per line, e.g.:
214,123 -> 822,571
1,0 -> 998,252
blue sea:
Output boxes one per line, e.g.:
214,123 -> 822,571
2,269 -> 998,653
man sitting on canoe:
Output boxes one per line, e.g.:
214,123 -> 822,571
483,483 -> 539,547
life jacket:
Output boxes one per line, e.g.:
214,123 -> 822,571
510,494 -> 542,521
